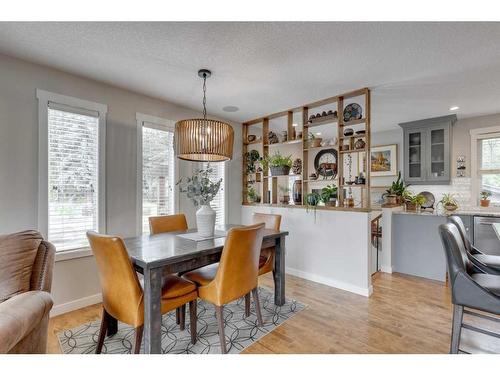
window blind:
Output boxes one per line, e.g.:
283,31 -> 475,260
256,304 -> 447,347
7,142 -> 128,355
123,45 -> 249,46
142,124 -> 175,233
203,162 -> 225,226
48,108 -> 99,251
478,136 -> 500,204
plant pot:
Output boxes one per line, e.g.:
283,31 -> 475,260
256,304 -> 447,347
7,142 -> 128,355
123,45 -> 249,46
444,204 -> 458,211
405,202 -> 419,211
481,199 -> 490,207
325,199 -> 337,207
396,196 -> 405,204
308,138 -> 323,148
280,195 -> 290,205
385,195 -> 398,205
196,204 -> 216,237
270,166 -> 291,176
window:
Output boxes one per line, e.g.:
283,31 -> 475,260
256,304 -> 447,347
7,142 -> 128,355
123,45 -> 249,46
137,114 -> 176,234
141,123 -> 175,233
202,162 -> 226,226
478,134 -> 500,205
37,90 -> 107,253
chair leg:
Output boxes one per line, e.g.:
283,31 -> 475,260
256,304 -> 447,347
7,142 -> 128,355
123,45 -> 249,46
450,304 -> 464,354
245,293 -> 251,317
96,307 -> 109,354
179,304 -> 186,331
215,305 -> 227,354
252,288 -> 264,327
189,299 -> 197,345
134,326 -> 144,354
176,307 -> 180,325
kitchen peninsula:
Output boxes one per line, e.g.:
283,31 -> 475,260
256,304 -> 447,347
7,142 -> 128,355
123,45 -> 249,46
389,208 -> 500,281
241,88 -> 374,296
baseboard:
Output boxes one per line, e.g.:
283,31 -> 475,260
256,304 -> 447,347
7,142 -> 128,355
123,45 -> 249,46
285,267 -> 372,297
380,265 -> 393,274
50,293 -> 102,317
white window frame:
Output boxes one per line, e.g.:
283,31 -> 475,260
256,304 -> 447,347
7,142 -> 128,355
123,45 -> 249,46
470,125 -> 500,206
37,89 -> 107,260
136,113 -> 178,235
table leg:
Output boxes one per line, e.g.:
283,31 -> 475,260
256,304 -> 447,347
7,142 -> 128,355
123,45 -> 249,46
143,267 -> 163,354
273,235 -> 286,306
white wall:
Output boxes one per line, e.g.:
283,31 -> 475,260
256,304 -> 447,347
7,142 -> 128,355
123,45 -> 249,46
241,206 -> 372,297
0,53 -> 242,313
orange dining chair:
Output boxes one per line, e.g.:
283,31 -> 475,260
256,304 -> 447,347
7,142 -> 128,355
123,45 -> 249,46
182,223 -> 265,353
87,231 -> 198,354
148,214 -> 188,235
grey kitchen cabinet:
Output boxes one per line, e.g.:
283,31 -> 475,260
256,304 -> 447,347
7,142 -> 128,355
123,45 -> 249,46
399,115 -> 456,185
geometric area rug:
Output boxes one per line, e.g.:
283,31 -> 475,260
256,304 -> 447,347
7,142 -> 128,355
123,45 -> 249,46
57,287 -> 305,354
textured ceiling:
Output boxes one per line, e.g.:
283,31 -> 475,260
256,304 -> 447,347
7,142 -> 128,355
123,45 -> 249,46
1,22 -> 500,131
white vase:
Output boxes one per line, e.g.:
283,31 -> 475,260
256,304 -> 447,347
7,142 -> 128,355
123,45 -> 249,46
196,204 -> 216,237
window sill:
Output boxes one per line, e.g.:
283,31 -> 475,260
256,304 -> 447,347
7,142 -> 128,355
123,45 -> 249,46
55,247 -> 93,262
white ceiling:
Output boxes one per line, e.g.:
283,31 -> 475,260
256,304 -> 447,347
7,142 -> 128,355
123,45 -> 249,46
1,22 -> 500,132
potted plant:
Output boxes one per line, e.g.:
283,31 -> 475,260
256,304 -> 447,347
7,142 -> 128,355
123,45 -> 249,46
320,184 -> 338,207
261,151 -> 293,176
279,185 -> 290,205
308,132 -> 322,148
177,165 -> 222,237
386,171 -> 410,205
405,192 -> 426,211
247,186 -> 261,203
245,150 -> 260,174
480,191 -> 492,207
306,192 -> 320,220
438,193 -> 458,211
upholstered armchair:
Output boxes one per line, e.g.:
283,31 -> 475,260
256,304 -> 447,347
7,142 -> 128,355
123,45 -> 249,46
0,230 -> 55,353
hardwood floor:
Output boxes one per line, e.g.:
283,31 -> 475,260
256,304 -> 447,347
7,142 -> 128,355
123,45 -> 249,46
47,272 -> 500,354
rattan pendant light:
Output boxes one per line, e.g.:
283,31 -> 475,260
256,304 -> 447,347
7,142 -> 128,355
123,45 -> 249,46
175,69 -> 234,162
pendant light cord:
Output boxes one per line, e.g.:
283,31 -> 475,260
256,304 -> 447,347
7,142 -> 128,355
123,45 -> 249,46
202,73 -> 207,120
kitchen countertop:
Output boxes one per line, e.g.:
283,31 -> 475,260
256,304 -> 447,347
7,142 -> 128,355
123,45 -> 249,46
393,207 -> 500,217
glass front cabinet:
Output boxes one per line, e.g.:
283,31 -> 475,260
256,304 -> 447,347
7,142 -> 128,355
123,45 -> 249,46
399,115 -> 456,185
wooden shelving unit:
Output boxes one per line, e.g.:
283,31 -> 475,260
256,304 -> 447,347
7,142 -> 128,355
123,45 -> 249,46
242,87 -> 371,211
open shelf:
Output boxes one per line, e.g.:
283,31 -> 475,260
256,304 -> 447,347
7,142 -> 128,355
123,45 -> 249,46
339,148 -> 366,154
341,118 -> 366,127
242,87 -> 371,209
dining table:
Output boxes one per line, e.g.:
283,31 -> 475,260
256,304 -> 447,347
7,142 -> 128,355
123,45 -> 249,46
107,224 -> 288,354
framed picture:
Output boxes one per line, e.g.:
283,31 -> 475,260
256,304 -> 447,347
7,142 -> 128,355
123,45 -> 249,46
370,144 -> 398,177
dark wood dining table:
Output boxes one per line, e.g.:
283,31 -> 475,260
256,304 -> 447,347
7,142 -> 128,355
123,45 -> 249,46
112,224 -> 288,354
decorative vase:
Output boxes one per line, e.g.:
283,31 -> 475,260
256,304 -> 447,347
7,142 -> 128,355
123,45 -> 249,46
444,204 -> 458,211
196,204 -> 216,237
293,180 -> 302,204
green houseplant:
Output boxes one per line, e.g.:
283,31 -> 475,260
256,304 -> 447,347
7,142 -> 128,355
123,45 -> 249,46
320,184 -> 338,207
386,171 -> 410,205
480,191 -> 492,207
247,186 -> 261,203
177,165 -> 222,237
438,193 -> 458,211
261,151 -> 293,176
404,192 -> 426,211
245,150 -> 260,174
306,192 -> 321,221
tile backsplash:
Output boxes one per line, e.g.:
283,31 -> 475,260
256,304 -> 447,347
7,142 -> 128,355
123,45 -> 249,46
407,178 -> 473,208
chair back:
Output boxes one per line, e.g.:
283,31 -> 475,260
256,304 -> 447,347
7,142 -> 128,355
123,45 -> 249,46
252,213 -> 281,231
149,214 -> 188,234
212,223 -> 265,305
448,216 -> 473,252
86,231 -> 143,326
439,223 -> 473,283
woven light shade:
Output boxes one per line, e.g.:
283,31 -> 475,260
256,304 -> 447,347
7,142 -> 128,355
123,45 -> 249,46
175,118 -> 234,162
